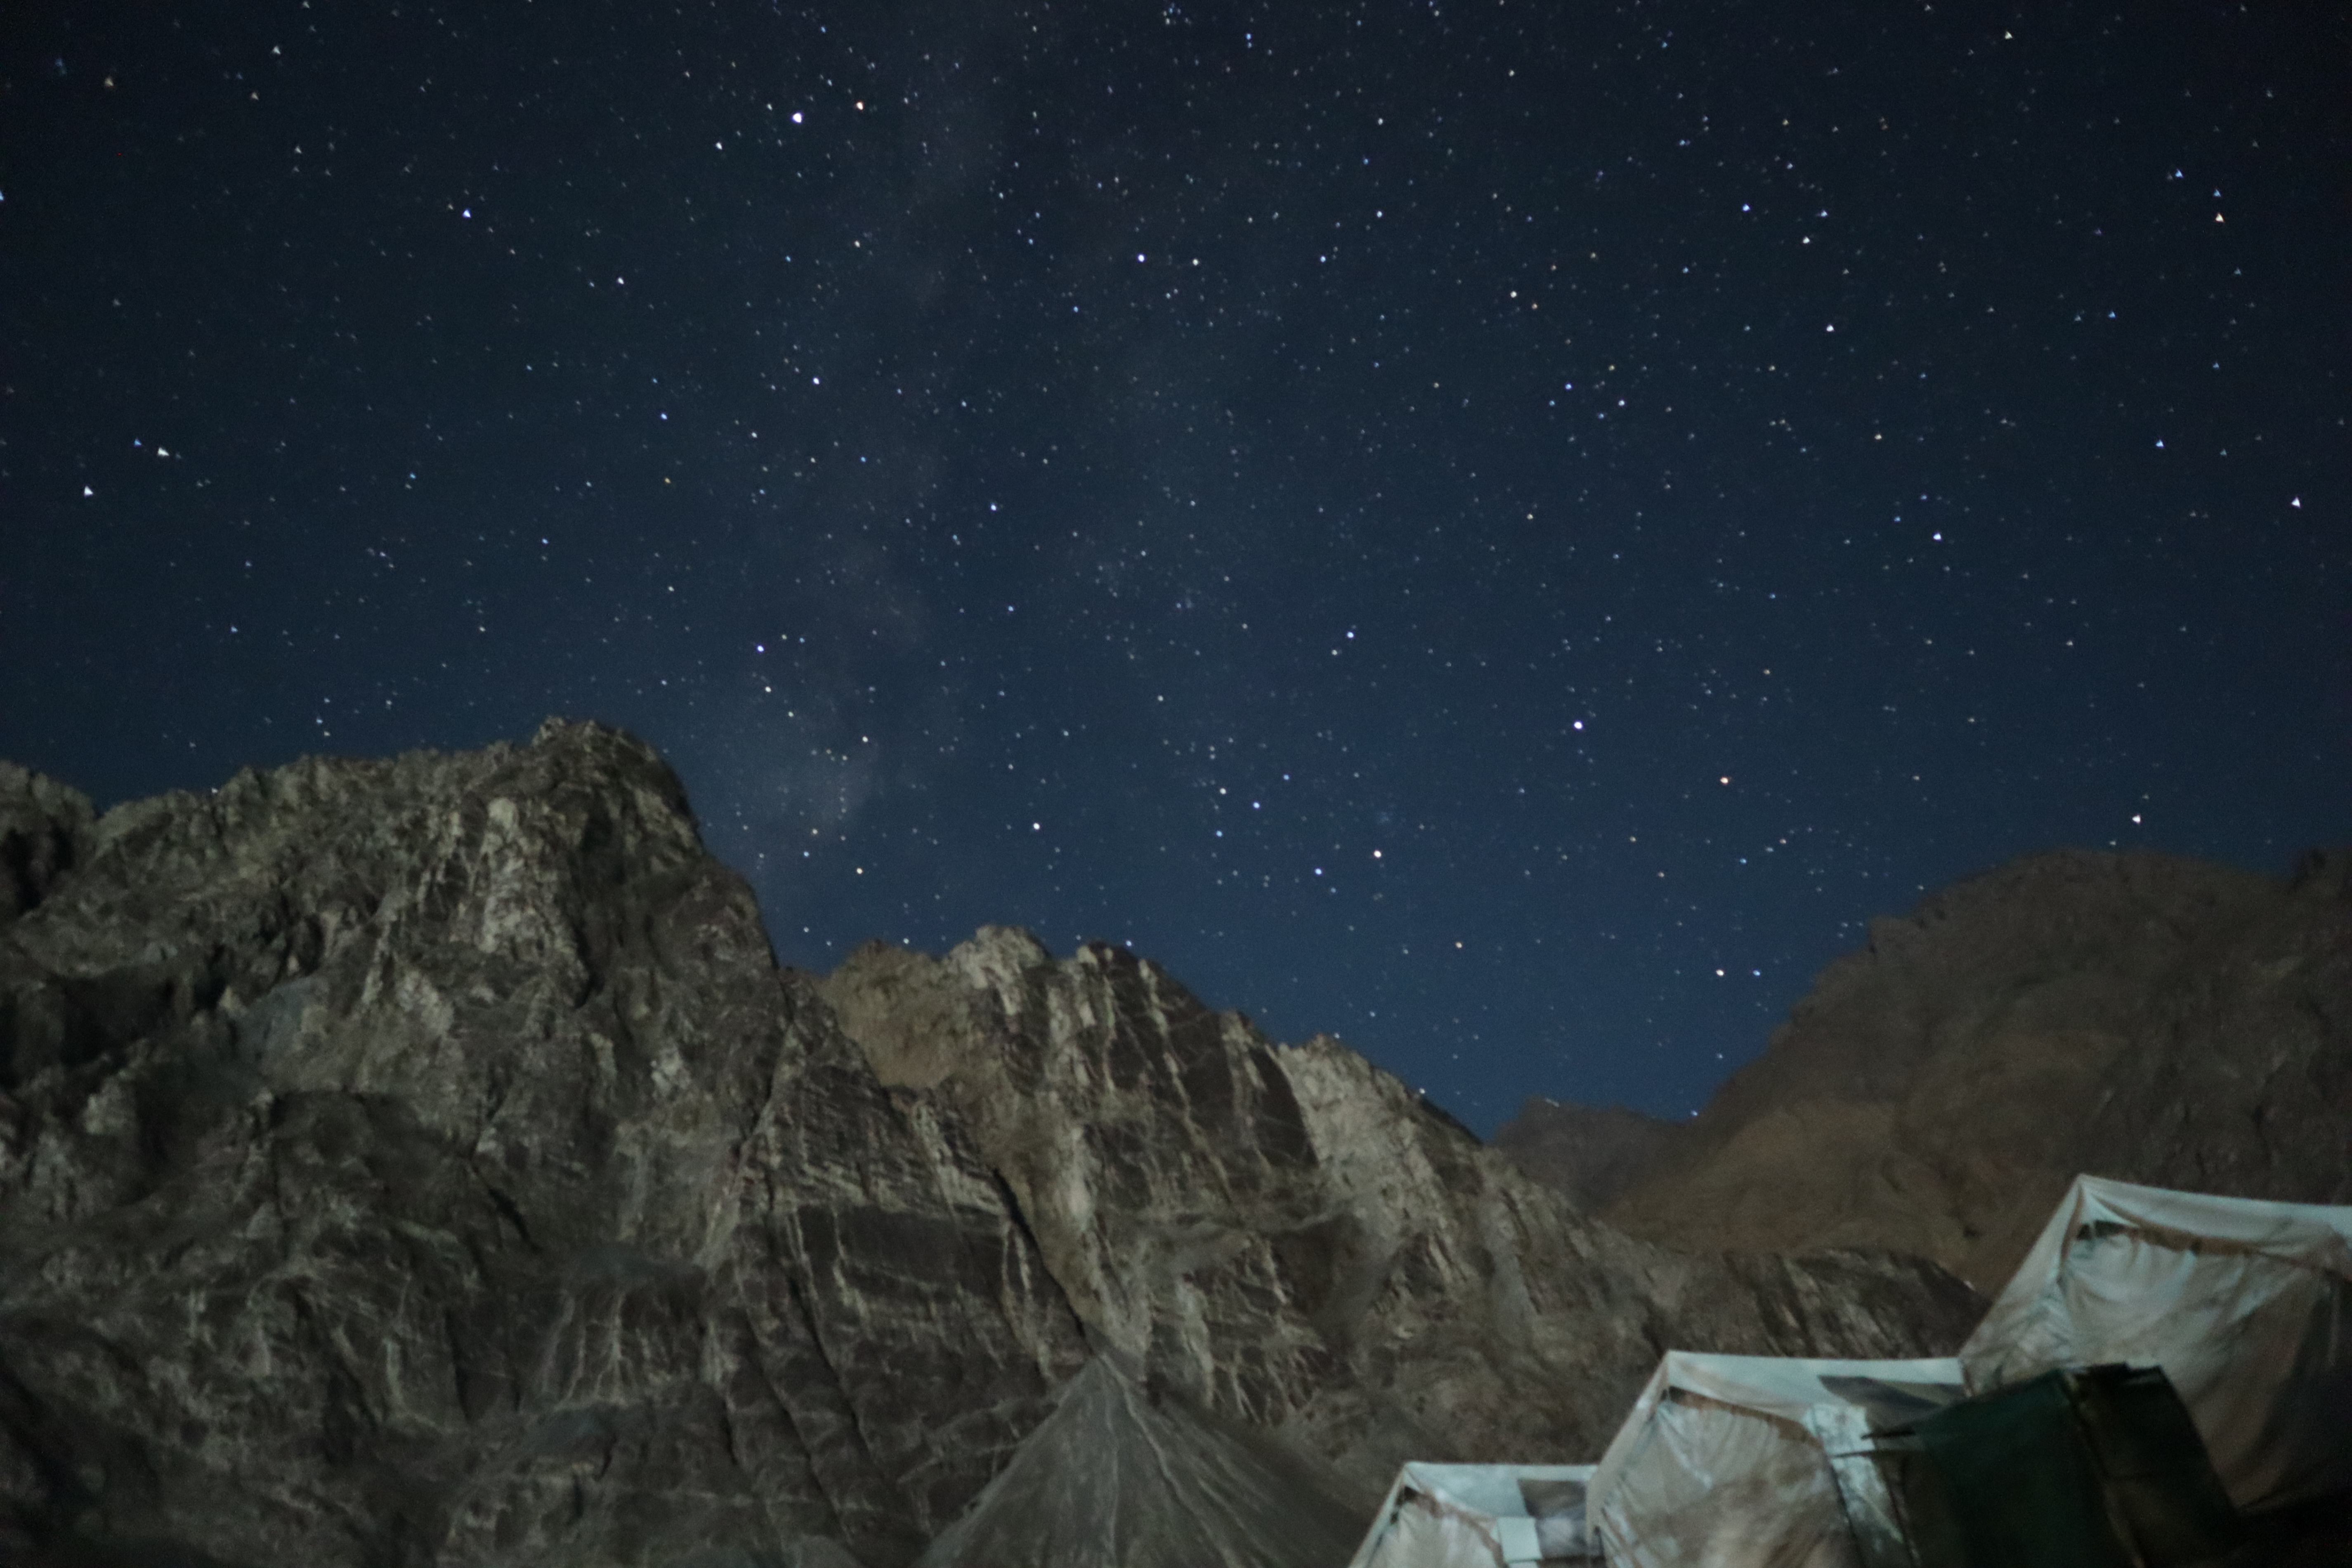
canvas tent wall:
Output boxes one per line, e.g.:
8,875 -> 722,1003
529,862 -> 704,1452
1959,1174 -> 2352,1515
1587,1353 -> 1965,1568
1344,1464 -> 1599,1568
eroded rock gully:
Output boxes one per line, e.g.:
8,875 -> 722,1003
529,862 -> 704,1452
0,725 -> 1975,1568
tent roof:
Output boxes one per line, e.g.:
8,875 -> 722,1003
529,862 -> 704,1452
1591,1352 -> 1963,1503
1960,1173 -> 2352,1513
1588,1354 -> 1964,1568
1345,1464 -> 1599,1568
1964,1174 -> 2352,1371
1619,1351 -> 1965,1426
1384,1464 -> 1594,1523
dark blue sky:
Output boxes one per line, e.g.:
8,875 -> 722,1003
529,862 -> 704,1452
4,0 -> 2344,1132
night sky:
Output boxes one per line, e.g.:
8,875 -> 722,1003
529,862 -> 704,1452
4,2 -> 2344,1133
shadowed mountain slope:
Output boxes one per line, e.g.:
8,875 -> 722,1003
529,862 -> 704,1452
1489,1099 -> 1685,1214
1495,848 -> 2352,1292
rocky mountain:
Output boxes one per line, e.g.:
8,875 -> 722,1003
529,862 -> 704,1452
1497,848 -> 2352,1292
1486,1099 -> 1684,1214
0,725 -> 1978,1568
810,929 -> 1981,1499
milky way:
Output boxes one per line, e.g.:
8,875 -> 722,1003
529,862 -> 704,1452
4,0 -> 2343,1131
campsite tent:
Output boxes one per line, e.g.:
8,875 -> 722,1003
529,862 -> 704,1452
1344,1464 -> 1599,1568
1960,1174 -> 2352,1514
1587,1353 -> 1966,1568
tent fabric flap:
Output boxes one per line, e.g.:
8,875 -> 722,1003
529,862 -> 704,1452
1960,1174 -> 2352,1512
1907,1363 -> 2243,1568
1909,1367 -> 2137,1568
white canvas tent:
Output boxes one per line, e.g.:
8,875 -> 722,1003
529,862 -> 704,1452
1960,1173 -> 2352,1514
1344,1463 -> 1599,1568
1588,1352 -> 1965,1568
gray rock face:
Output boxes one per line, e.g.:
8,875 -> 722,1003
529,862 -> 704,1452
816,934 -> 1979,1502
0,764 -> 94,927
0,725 -> 1082,1568
1591,848 -> 2352,1291
0,726 -> 1978,1568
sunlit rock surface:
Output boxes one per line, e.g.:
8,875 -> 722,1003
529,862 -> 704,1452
0,724 -> 1977,1568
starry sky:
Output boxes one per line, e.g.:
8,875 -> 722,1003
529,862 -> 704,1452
3,1 -> 2344,1133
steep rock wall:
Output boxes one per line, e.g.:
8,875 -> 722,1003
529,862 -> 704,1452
0,724 -> 1083,1568
819,933 -> 1980,1498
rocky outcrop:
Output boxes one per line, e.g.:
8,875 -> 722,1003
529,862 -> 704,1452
815,934 -> 1978,1504
0,725 -> 1084,1568
0,725 -> 1979,1568
1488,1099 -> 1686,1214
0,764 -> 94,926
1586,848 -> 2352,1292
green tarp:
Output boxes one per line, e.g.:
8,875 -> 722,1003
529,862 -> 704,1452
1906,1364 -> 2241,1568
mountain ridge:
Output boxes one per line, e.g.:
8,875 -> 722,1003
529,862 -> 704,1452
1496,845 -> 2352,1290
0,723 -> 1979,1567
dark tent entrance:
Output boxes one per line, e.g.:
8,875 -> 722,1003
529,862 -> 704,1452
1889,1363 -> 2241,1568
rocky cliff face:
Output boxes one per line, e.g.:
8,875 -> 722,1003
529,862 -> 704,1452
0,728 -> 1084,1568
1551,849 -> 2352,1292
0,726 -> 1977,1568
815,933 -> 1977,1503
